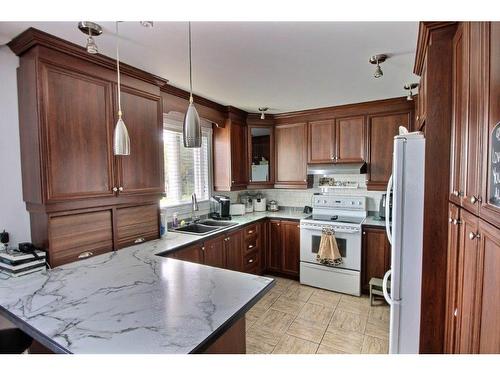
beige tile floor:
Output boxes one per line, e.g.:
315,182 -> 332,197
245,276 -> 390,354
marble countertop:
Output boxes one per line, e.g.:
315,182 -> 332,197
0,239 -> 274,354
362,215 -> 388,227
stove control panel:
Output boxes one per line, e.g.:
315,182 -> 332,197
312,194 -> 366,210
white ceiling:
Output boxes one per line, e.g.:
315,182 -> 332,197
0,21 -> 420,113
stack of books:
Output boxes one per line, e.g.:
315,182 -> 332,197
0,249 -> 47,277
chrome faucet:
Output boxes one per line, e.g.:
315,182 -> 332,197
191,193 -> 199,222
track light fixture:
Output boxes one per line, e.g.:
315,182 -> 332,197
78,21 -> 102,54
258,107 -> 269,120
404,83 -> 419,101
369,54 -> 388,78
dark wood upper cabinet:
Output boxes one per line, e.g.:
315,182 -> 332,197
115,204 -> 159,249
41,63 -> 116,201
480,22 -> 500,229
336,116 -> 366,163
308,120 -> 335,163
275,123 -> 308,188
280,220 -> 300,277
117,87 -> 164,195
247,124 -> 274,188
213,116 -> 248,191
361,226 -> 391,293
366,112 -> 410,190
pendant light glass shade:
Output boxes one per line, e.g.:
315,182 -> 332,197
113,22 -> 131,156
183,100 -> 201,147
183,22 -> 202,148
114,116 -> 130,155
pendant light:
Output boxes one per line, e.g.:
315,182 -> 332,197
258,107 -> 269,120
404,83 -> 419,101
369,54 -> 388,79
78,21 -> 102,54
113,21 -> 131,156
183,22 -> 202,148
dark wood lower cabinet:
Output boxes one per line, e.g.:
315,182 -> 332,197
361,226 -> 391,293
267,219 -> 300,278
115,204 -> 159,249
224,231 -> 244,272
445,205 -> 500,353
203,235 -> 226,268
168,243 -> 204,264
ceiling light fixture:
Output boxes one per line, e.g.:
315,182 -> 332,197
258,107 -> 269,120
369,54 -> 388,79
78,21 -> 102,54
113,21 -> 130,156
404,83 -> 419,101
183,22 -> 201,148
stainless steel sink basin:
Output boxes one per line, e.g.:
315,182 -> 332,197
171,220 -> 238,236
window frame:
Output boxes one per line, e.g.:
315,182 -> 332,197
160,114 -> 213,211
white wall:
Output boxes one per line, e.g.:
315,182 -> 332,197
0,46 -> 31,245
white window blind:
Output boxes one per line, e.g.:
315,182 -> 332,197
161,120 -> 211,207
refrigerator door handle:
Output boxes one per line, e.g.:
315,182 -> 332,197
382,269 -> 398,305
385,174 -> 393,245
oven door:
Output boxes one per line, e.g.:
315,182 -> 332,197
300,224 -> 361,271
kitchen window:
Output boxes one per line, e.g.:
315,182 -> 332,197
161,115 -> 212,208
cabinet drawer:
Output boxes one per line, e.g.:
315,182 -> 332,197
244,250 -> 260,270
48,210 -> 114,267
116,204 -> 159,248
244,224 -> 259,239
244,236 -> 259,254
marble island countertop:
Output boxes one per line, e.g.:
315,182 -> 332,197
0,239 -> 274,354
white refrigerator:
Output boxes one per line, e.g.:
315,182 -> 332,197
382,128 -> 425,354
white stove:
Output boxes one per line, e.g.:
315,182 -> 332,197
300,194 -> 367,296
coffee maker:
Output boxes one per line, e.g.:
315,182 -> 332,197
210,195 -> 232,220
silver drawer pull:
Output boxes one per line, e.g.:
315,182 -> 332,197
248,230 -> 254,234
78,251 -> 93,259
134,237 -> 146,244
248,259 -> 254,263
248,244 -> 254,249
469,232 -> 480,240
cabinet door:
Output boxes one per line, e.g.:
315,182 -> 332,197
336,116 -> 366,163
117,87 -> 164,195
170,244 -> 204,264
361,226 -> 391,293
480,22 -> 500,228
308,120 -> 335,164
475,218 -> 500,353
444,204 -> 461,353
450,23 -> 468,205
462,23 -> 482,215
224,230 -> 243,272
275,123 -> 308,187
367,112 -> 410,190
455,209 -> 479,354
41,63 -> 115,201
281,221 -> 300,276
48,209 -> 113,267
267,220 -> 282,272
230,121 -> 248,188
204,235 -> 226,268
115,204 -> 159,249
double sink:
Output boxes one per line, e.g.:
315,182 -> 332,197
172,219 -> 238,236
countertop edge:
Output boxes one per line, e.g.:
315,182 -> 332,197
189,277 -> 276,353
0,305 -> 71,354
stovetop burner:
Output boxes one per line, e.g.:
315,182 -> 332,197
304,214 -> 364,225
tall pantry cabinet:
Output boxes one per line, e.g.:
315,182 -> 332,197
9,28 -> 166,266
445,22 -> 500,354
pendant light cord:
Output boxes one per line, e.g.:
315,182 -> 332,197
188,22 -> 193,103
116,21 -> 122,117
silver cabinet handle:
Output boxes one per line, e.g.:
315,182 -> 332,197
118,187 -> 124,192
224,237 -> 230,242
453,219 -> 461,225
248,259 -> 254,263
248,244 -> 254,249
78,251 -> 93,259
201,246 -> 205,251
248,230 -> 254,234
469,232 -> 480,240
134,237 -> 146,244
112,187 -> 118,192
452,190 -> 459,197
448,217 -> 453,223
470,195 -> 480,204
231,180 -> 235,184
331,155 -> 335,160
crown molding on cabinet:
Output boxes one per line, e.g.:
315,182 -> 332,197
8,27 -> 168,88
